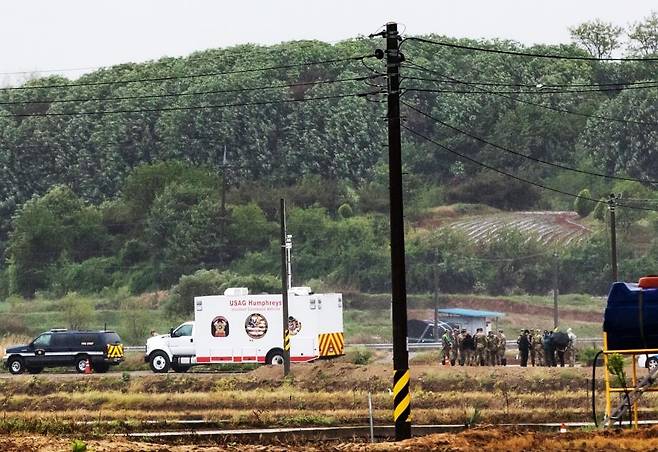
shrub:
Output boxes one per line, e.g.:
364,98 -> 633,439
445,172 -> 541,210
574,189 -> 594,217
346,347 -> 373,365
337,203 -> 353,219
59,293 -> 95,330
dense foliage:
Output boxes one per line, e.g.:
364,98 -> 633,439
0,17 -> 657,308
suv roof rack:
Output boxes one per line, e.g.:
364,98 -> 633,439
49,328 -> 68,332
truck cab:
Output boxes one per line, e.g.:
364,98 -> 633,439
145,321 -> 195,373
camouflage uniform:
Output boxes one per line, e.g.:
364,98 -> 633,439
486,331 -> 498,366
441,331 -> 453,365
460,330 -> 473,366
497,330 -> 506,365
565,328 -> 577,367
452,329 -> 462,366
533,330 -> 544,366
474,329 -> 487,366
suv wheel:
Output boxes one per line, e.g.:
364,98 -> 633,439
150,351 -> 171,373
26,366 -> 43,374
8,357 -> 24,375
75,357 -> 90,373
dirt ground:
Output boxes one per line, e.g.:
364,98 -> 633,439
4,426 -> 658,451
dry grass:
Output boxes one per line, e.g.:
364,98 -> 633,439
0,334 -> 31,358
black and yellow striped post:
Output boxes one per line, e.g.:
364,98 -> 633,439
284,329 -> 291,353
385,22 -> 411,440
393,369 -> 411,435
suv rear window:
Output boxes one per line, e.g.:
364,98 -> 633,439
101,332 -> 121,344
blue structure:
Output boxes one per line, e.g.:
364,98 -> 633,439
436,308 -> 505,333
604,282 -> 658,350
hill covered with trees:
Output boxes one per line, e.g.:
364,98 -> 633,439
0,16 -> 657,312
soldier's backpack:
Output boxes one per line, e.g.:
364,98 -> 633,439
552,331 -> 570,349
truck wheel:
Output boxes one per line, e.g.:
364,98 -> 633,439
8,357 -> 24,375
171,363 -> 190,373
75,356 -> 90,373
150,351 -> 171,373
648,357 -> 658,371
266,349 -> 285,365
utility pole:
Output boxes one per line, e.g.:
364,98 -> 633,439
279,198 -> 291,376
433,265 -> 439,341
553,252 -> 559,329
385,22 -> 411,441
219,145 -> 228,242
608,194 -> 618,282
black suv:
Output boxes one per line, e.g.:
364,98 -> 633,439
3,329 -> 124,374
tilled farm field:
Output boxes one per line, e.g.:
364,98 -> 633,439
0,362 -> 656,450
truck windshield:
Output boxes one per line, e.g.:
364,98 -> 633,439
173,324 -> 193,337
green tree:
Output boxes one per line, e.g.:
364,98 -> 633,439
628,12 -> 658,56
574,189 -> 594,217
60,293 -> 95,330
569,19 -> 624,58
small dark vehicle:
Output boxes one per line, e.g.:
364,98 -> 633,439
3,329 -> 124,375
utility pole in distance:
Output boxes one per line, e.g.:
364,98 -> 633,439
385,22 -> 411,441
553,252 -> 559,329
279,198 -> 291,376
608,194 -> 618,282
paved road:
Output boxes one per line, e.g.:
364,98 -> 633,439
0,369 -> 246,379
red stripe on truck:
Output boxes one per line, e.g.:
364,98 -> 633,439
194,355 -> 318,363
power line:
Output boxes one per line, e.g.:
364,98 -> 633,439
0,55 -> 371,93
402,101 -> 658,185
402,61 -> 658,127
0,90 -> 376,119
402,124 -> 658,212
0,41 -> 356,76
403,83 -> 658,96
0,76 -> 374,106
402,37 -> 658,62
402,74 -> 658,89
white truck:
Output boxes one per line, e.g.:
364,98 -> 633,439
145,287 -> 344,373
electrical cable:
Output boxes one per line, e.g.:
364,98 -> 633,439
0,55 -> 372,93
0,90 -> 377,119
403,83 -> 658,96
0,76 -> 372,106
0,40 -> 357,76
402,61 -> 658,127
402,100 -> 658,184
402,73 -> 658,89
402,36 -> 658,62
401,124 -> 658,212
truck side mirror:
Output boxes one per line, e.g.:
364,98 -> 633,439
169,328 -> 174,336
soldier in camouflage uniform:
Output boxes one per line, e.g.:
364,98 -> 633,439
440,329 -> 453,365
486,331 -> 498,365
452,328 -> 462,366
474,328 -> 487,366
533,329 -> 544,366
497,329 -> 506,365
460,329 -> 473,366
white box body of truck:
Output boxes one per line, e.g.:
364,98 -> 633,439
193,291 -> 344,364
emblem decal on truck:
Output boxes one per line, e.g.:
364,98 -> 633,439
288,316 -> 302,335
211,316 -> 229,337
245,313 -> 268,339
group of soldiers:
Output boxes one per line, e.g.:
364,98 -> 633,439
440,327 -> 507,366
439,326 -> 578,367
516,328 -> 577,367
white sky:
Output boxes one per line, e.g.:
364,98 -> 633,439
1,0 -> 656,78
